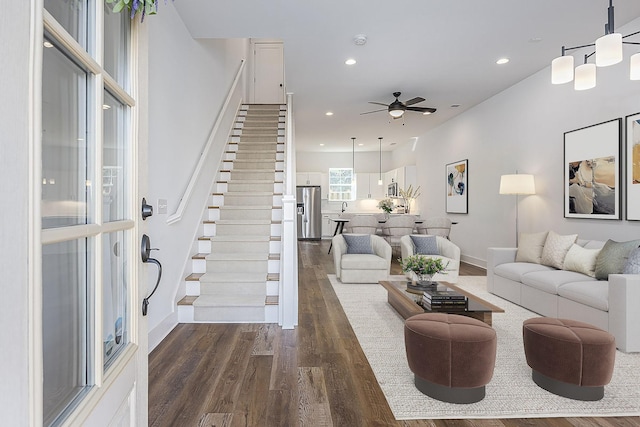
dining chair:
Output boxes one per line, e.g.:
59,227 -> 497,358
418,217 -> 453,239
345,215 -> 379,235
381,215 -> 418,253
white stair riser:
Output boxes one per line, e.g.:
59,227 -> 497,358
217,209 -> 272,221
265,305 -> 278,323
227,182 -> 273,192
186,280 -> 200,296
215,223 -> 271,235
232,161 -> 277,170
210,240 -> 270,253
229,171 -> 275,181
266,280 -> 279,296
271,224 -> 281,237
205,259 -> 267,273
199,282 -> 265,295
268,259 -> 279,274
192,259 -> 206,274
194,306 -> 264,322
224,195 -> 273,205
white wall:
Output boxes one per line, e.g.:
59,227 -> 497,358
146,5 -> 249,349
414,18 -> 640,267
0,2 -> 31,422
296,150 -> 392,173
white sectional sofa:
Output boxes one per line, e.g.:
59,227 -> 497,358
487,236 -> 640,353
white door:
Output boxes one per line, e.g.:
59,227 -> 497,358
36,3 -> 147,426
253,42 -> 284,104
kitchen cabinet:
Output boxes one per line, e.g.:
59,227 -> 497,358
385,166 -> 417,194
355,173 -> 386,200
297,172 -> 329,198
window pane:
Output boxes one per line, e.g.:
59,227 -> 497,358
104,4 -> 129,88
103,91 -> 128,221
44,0 -> 88,49
43,239 -> 92,426
103,231 -> 128,369
42,40 -> 92,228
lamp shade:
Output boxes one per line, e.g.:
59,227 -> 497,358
574,63 -> 596,90
631,53 -> 640,80
499,174 -> 535,195
551,55 -> 574,84
595,33 -> 623,67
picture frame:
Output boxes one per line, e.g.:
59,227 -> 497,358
626,112 -> 640,220
446,159 -> 468,214
564,118 -> 622,219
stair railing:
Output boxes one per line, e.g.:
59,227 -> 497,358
279,92 -> 298,329
166,59 -> 246,225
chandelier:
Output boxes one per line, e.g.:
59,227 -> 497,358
551,0 -> 640,90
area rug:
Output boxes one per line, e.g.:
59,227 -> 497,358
328,274 -> 640,420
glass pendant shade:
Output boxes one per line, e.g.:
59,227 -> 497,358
551,55 -> 574,84
378,178 -> 383,185
574,63 -> 596,90
631,53 -> 640,80
389,109 -> 404,118
595,33 -> 623,67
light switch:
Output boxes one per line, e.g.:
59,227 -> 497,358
157,199 -> 168,214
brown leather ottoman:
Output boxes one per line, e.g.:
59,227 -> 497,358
404,313 -> 497,403
523,317 -> 616,401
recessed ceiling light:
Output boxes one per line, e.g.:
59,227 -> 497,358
496,58 -> 510,65
358,143 -> 364,146
345,58 -> 356,65
319,143 -> 325,146
325,111 -> 333,116
43,41 -> 53,48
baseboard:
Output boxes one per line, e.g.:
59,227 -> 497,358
148,312 -> 179,353
461,254 -> 486,270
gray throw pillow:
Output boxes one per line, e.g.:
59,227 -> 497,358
623,247 -> 640,274
594,239 -> 640,280
342,234 -> 374,254
410,235 -> 439,255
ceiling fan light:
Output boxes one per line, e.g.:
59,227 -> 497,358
551,55 -> 574,84
389,109 -> 404,118
630,53 -> 640,80
574,63 -> 596,90
422,111 -> 432,115
595,33 -> 623,67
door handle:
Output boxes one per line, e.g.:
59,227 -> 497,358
141,234 -> 162,316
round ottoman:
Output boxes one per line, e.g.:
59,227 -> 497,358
404,313 -> 497,403
523,317 -> 616,401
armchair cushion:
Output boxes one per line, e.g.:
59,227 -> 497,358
410,235 -> 439,255
342,234 -> 374,254
400,235 -> 461,283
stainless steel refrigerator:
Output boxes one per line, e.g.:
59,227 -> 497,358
296,185 -> 321,240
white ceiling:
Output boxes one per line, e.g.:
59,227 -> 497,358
174,0 -> 640,153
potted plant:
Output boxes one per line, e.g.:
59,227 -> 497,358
400,255 -> 449,284
377,198 -> 395,218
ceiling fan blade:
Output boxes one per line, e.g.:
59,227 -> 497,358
368,102 -> 389,107
407,106 -> 437,114
360,108 -> 387,115
404,97 -> 425,106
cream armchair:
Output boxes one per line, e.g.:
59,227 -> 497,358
333,234 -> 392,283
400,235 -> 461,283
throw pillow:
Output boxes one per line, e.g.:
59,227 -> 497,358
410,235 -> 439,255
623,247 -> 640,274
595,239 -> 640,279
516,231 -> 548,264
540,231 -> 578,269
563,244 -> 601,277
342,234 -> 374,254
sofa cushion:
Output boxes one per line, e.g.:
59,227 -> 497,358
516,231 -> 548,264
342,234 -> 374,254
558,280 -> 609,311
521,270 -> 596,294
494,262 -> 555,282
623,247 -> 640,274
410,235 -> 439,255
541,231 -> 578,269
594,239 -> 640,280
563,244 -> 601,277
340,254 -> 387,270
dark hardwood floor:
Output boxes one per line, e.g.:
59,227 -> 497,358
148,240 -> 638,426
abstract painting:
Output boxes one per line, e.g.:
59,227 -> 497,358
626,112 -> 640,220
564,119 -> 621,219
446,159 -> 468,214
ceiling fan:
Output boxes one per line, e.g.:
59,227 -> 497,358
361,92 -> 437,119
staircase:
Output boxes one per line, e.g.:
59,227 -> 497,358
178,104 -> 285,323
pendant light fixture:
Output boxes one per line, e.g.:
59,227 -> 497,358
351,137 -> 356,172
378,137 -> 383,185
551,0 -> 640,90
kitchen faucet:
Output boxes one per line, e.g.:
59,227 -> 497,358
341,201 -> 348,213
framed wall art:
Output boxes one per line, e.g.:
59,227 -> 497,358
564,118 -> 622,219
626,112 -> 640,220
446,159 -> 468,214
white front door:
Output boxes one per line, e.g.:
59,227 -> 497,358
252,42 -> 285,104
36,2 -> 147,425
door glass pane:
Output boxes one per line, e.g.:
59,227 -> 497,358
42,40 -> 92,228
42,238 -> 92,427
104,4 -> 129,88
103,91 -> 128,222
44,0 -> 88,49
103,231 -> 128,370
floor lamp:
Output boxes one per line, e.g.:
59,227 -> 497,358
499,174 -> 535,246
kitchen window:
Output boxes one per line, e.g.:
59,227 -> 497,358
328,168 -> 356,201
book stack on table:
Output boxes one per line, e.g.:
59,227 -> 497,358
421,288 -> 467,311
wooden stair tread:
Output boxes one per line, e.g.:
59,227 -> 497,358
185,273 -> 203,281
178,296 -> 197,305
267,273 -> 279,281
265,296 -> 279,305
